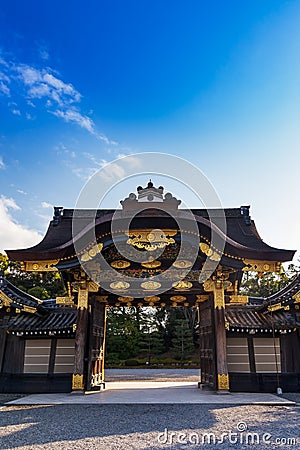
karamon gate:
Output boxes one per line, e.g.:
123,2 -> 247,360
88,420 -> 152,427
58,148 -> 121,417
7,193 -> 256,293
4,181 -> 300,393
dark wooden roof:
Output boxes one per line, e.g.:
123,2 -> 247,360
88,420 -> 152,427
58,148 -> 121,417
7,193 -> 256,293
6,206 -> 296,264
0,276 -> 46,314
0,276 -> 76,335
225,304 -> 299,332
7,307 -> 76,335
258,275 -> 300,313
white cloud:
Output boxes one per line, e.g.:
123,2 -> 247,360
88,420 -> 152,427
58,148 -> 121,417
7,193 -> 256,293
0,196 -> 42,253
0,80 -> 10,96
41,201 -> 52,209
28,83 -> 51,98
11,108 -> 21,116
0,156 -> 5,169
0,53 -> 118,147
18,66 -> 42,85
16,189 -> 27,195
0,71 -> 10,96
43,73 -> 81,102
67,152 -> 141,182
52,109 -> 95,133
98,161 -> 126,182
37,42 -> 49,61
52,109 -> 111,144
16,65 -> 82,109
0,57 -> 9,67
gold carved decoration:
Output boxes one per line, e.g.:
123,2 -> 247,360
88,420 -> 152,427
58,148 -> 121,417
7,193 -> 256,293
170,295 -> 186,302
126,229 -> 177,251
141,281 -> 161,290
0,291 -> 12,308
172,280 -> 192,290
170,295 -> 186,307
214,288 -> 225,309
96,296 -> 108,303
229,295 -> 248,304
110,281 -> 130,290
203,276 -> 225,308
88,281 -> 99,292
196,295 -> 210,303
268,303 -> 282,312
141,260 -> 161,268
80,243 -> 103,262
72,374 -> 84,390
203,279 -> 214,292
200,243 -> 221,262
292,290 -> 300,304
24,260 -> 59,272
23,305 -> 37,314
173,260 -> 193,269
218,374 -> 229,390
111,260 -> 131,269
77,289 -> 89,309
118,296 -> 134,303
56,296 -> 75,306
242,259 -> 282,273
144,296 -> 160,306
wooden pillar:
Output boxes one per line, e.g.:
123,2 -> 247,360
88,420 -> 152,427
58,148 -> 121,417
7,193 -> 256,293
247,336 -> 256,373
72,285 -> 89,392
48,338 -> 57,375
213,281 -> 229,392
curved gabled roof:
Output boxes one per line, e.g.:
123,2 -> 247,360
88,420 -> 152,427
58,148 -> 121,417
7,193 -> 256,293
5,206 -> 296,264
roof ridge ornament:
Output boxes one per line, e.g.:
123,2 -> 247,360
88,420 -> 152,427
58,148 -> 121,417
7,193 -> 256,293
53,206 -> 63,226
120,181 -> 181,210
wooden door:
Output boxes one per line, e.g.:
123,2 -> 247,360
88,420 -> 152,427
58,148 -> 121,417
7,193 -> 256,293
199,297 -> 216,389
87,298 -> 106,390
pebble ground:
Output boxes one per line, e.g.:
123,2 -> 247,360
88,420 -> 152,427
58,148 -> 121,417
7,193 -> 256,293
1,403 -> 299,449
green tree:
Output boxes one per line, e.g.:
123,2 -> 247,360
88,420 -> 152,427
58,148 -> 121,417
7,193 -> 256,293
171,318 -> 195,365
0,253 -> 8,272
106,307 -> 140,360
241,263 -> 300,297
27,286 -> 50,300
0,253 -> 66,299
138,330 -> 165,363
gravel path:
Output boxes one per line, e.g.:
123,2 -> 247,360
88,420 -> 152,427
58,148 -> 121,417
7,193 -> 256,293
105,368 -> 200,381
1,404 -> 299,449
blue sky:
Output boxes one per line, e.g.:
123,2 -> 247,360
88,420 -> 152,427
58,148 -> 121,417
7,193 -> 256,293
0,0 -> 299,261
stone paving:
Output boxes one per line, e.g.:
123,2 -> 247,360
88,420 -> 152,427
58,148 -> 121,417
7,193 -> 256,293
7,381 -> 295,405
